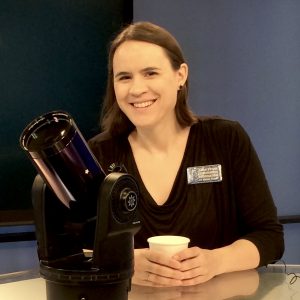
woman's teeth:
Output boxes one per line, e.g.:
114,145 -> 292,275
133,100 -> 155,108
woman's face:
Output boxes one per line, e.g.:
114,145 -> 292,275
113,40 -> 187,130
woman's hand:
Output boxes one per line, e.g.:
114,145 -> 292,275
132,248 -> 184,286
174,240 -> 260,286
173,247 -> 220,286
133,240 -> 259,287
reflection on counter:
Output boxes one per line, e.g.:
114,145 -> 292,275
129,268 -> 292,300
130,269 -> 259,299
0,265 -> 299,300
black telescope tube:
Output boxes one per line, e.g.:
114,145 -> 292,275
20,111 -> 105,218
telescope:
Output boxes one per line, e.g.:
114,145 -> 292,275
20,111 -> 140,300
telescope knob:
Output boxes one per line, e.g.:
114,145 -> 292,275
120,188 -> 138,212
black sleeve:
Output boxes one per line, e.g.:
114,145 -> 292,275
230,122 -> 284,266
88,132 -> 130,175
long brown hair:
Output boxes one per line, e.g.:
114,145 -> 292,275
101,22 -> 197,136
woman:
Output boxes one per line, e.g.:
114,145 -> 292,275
88,21 -> 284,287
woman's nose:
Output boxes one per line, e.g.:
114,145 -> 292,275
129,77 -> 147,96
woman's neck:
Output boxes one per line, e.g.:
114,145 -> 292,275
129,121 -> 189,155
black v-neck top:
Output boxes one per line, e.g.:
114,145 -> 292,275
88,117 -> 284,266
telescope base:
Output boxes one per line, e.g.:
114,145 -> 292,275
45,279 -> 130,300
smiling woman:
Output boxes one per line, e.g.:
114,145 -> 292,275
99,22 -> 196,137
88,21 -> 284,287
112,40 -> 188,130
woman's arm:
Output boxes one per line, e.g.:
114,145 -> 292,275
212,239 -> 260,274
173,239 -> 259,286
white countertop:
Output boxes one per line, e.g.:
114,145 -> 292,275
0,266 -> 299,300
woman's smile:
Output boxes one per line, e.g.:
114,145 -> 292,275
131,99 -> 157,108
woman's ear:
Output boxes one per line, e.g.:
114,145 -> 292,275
177,63 -> 188,87
178,63 -> 189,85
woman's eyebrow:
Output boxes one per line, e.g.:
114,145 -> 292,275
114,67 -> 161,78
114,71 -> 131,78
141,67 -> 160,72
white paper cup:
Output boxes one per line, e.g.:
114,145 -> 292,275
147,235 -> 190,257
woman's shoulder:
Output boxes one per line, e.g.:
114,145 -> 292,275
88,131 -> 128,157
88,131 -> 113,146
194,115 -> 244,133
89,130 -> 128,145
88,131 -> 130,173
192,116 -> 251,145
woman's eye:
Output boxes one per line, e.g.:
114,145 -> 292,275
145,71 -> 158,77
118,75 -> 131,81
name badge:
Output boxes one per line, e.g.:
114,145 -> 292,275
187,164 -> 222,184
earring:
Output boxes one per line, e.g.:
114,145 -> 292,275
178,85 -> 183,91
